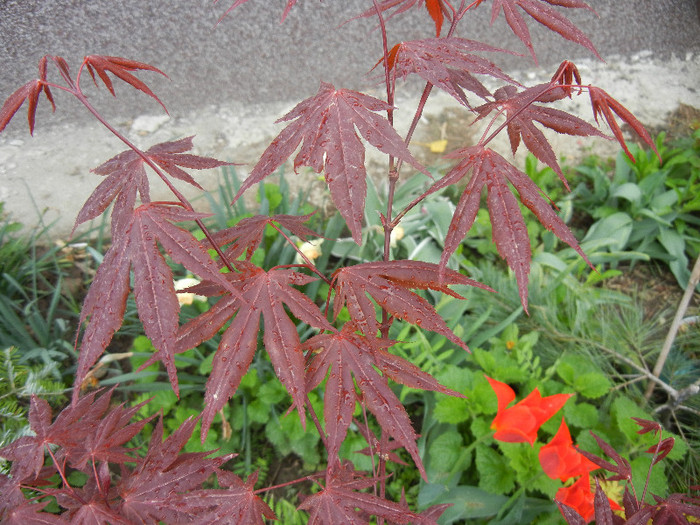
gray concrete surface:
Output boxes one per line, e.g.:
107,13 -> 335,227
1,1 -> 698,128
0,1 -> 699,236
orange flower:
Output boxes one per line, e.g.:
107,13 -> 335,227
539,418 -> 599,481
556,475 -> 596,522
485,376 -> 572,446
556,475 -> 623,523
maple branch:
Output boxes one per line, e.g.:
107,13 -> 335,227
46,445 -> 83,504
479,83 -> 562,148
392,82 -> 434,190
69,82 -> 238,276
269,224 -> 331,285
372,0 -> 394,130
391,1 -> 465,204
252,473 -> 322,496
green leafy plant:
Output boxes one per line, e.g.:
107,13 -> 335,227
570,132 -> 700,288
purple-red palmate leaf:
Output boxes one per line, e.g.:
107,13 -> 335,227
631,417 -> 663,437
551,59 -> 583,98
0,56 -> 55,135
384,37 -> 520,106
355,0 -> 452,37
576,431 -> 632,482
489,0 -> 601,64
647,492 -> 700,524
556,500 -> 587,525
231,82 -> 430,244
183,470 -> 277,524
354,421 -> 409,467
588,85 -> 659,162
0,395 -> 56,482
0,500 -> 68,525
0,390 -> 109,482
214,0 -> 300,23
593,478 -> 615,525
74,136 -> 231,237
51,462 -> 130,525
331,259 -> 491,348
74,203 -> 232,403
305,324 -> 463,478
212,212 -> 321,261
0,388 -> 122,482
424,146 -> 591,311
68,398 -> 156,470
646,437 -> 675,467
83,55 -> 168,112
299,462 -> 438,524
117,416 -> 234,524
175,260 -> 333,438
474,83 -> 607,188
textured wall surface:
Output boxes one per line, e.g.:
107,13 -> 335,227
1,0 -> 699,130
0,1 -> 699,236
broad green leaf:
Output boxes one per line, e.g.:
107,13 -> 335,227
612,182 -> 641,205
573,372 -> 612,399
583,212 -> 633,251
434,396 -> 470,424
563,402 -> 599,429
476,445 -> 515,494
437,486 -> 508,521
428,430 -> 464,473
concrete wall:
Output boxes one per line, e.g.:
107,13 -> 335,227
1,1 -> 698,128
0,1 -> 699,236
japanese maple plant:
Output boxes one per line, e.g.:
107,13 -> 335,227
0,0 -> 673,523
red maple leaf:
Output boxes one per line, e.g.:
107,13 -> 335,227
83,55 -> 168,112
68,398 -> 156,470
0,56 -> 56,135
354,421 -> 409,467
74,203 -> 234,402
117,416 -> 233,523
74,137 -> 231,236
384,37 -> 519,106
588,86 -> 659,161
298,462 -> 436,524
0,395 -> 56,482
331,260 -> 491,349
0,500 -> 68,525
212,212 -> 321,261
231,82 -> 430,244
186,470 -> 277,524
305,324 -> 462,478
426,146 -> 591,310
355,0 -> 452,37
474,83 -> 607,186
489,0 -> 601,64
0,390 -> 118,482
485,375 -> 572,445
175,261 -> 334,438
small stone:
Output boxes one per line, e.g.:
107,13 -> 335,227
131,114 -> 170,135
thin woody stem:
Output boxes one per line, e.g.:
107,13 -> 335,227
71,80 -> 236,273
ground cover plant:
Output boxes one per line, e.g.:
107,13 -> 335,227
1,1 -> 698,523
